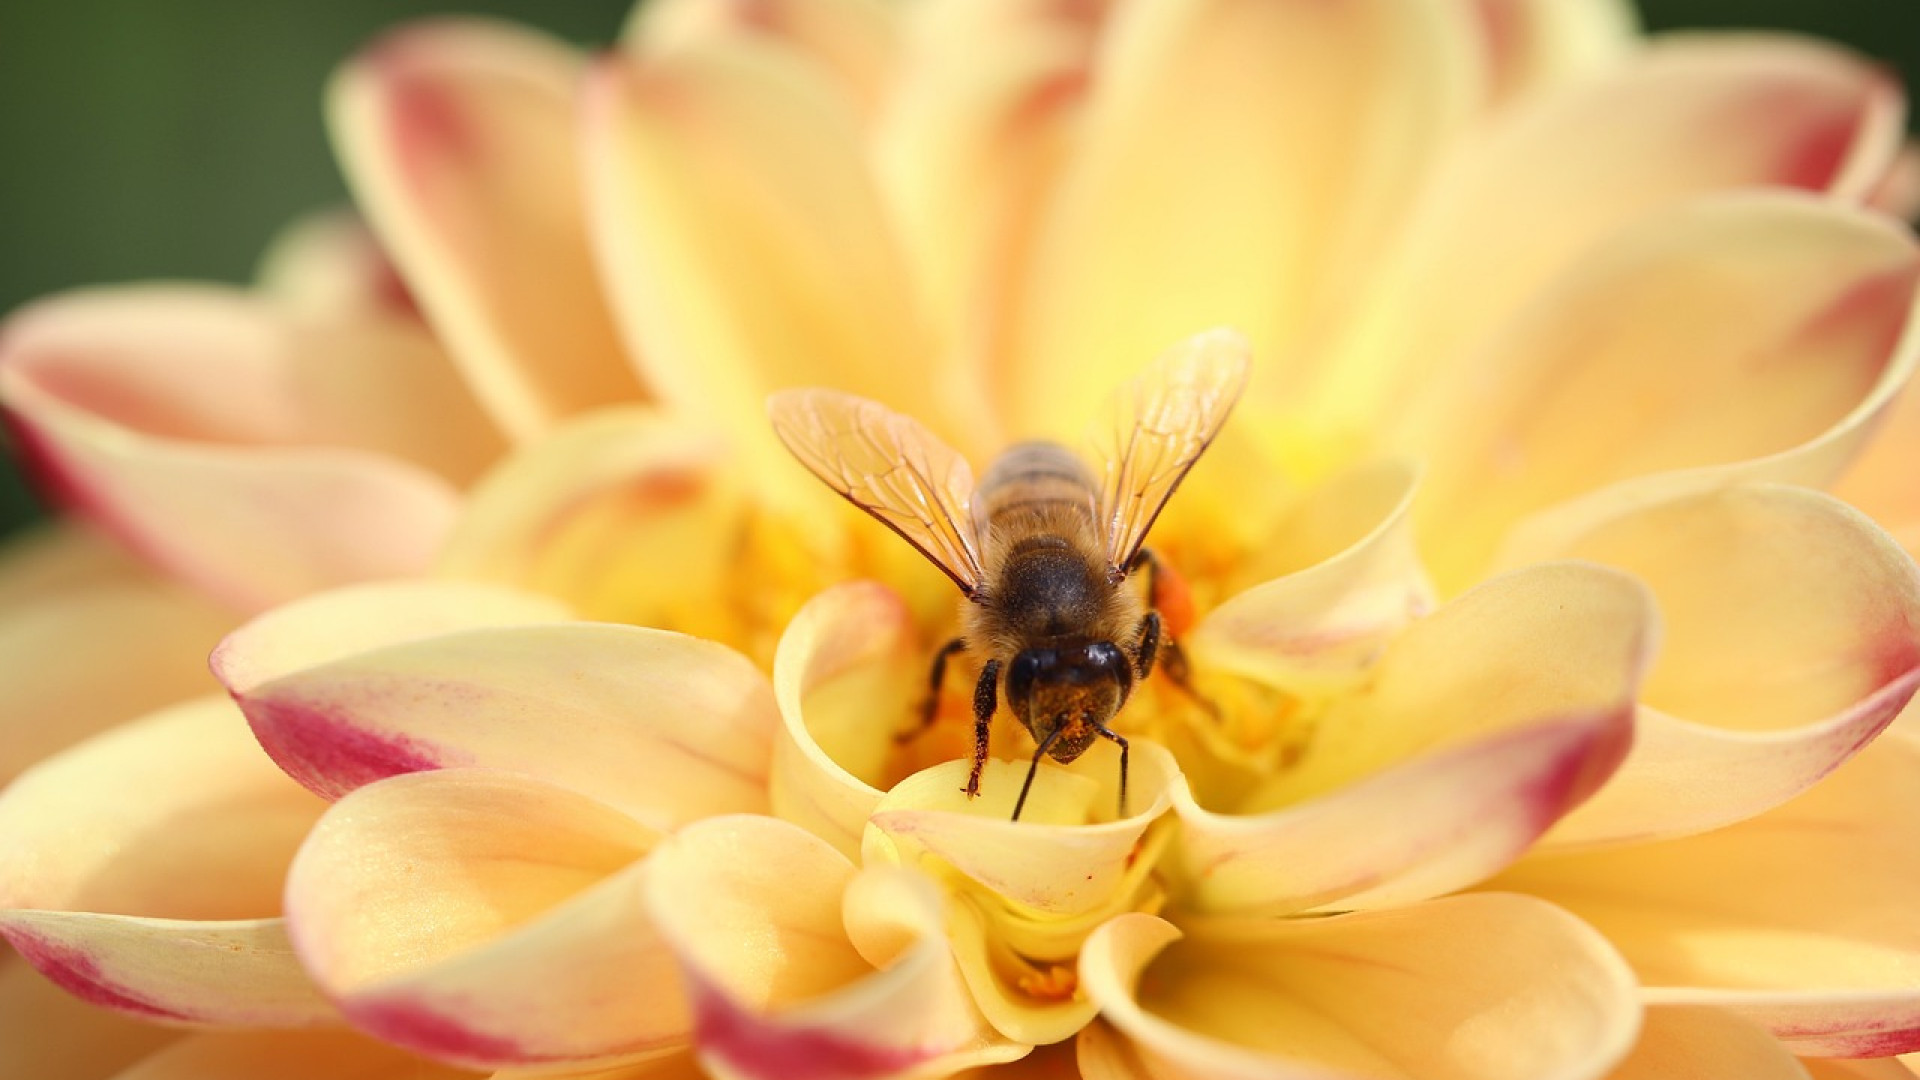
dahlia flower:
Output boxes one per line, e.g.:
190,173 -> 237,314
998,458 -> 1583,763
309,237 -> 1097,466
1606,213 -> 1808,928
4,1 -> 1920,1079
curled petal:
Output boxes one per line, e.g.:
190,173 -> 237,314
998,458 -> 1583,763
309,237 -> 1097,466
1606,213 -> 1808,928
1409,194 -> 1920,585
0,958 -> 176,1079
254,209 -> 417,322
1469,0 -> 1639,104
107,1030 -> 474,1080
1537,486 -> 1920,848
330,18 -> 643,438
1004,0 -> 1479,436
0,287 -> 487,610
1080,895 -> 1639,1080
583,38 -> 940,483
629,0 -> 899,117
1494,734 -> 1920,1056
1315,36 -> 1905,427
1604,1005 -> 1810,1080
1836,360 -> 1920,556
231,622 -> 775,827
287,769 -> 680,1069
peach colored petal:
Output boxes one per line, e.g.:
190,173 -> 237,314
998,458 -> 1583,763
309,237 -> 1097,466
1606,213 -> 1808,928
0,913 -> 330,1028
231,622 -> 775,827
0,288 -> 486,610
0,519 -> 145,606
212,578 -> 570,695
286,769 -> 680,1069
493,1053 -> 709,1080
1809,1058 -> 1920,1080
1313,36 -> 1905,428
1405,194 -> 1919,586
644,815 -> 1020,1080
1081,895 -> 1639,1080
440,407 -> 755,633
769,581 -> 922,856
1169,713 -> 1629,917
329,18 -> 643,439
583,39 -> 941,482
1836,363 -> 1920,556
1493,734 -> 1920,1057
1467,0 -> 1639,105
109,1030 -> 475,1080
629,0 -> 898,118
1536,486 -> 1920,849
1868,142 -> 1920,221
1602,1005 -> 1808,1080
1247,561 -> 1651,809
254,209 -> 419,322
0,959 -> 177,1080
1002,0 -> 1479,437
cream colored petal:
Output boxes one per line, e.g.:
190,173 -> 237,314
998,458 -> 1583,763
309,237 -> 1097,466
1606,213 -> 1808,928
1836,364 -> 1920,555
212,578 -> 569,695
0,519 -> 144,607
232,623 -> 774,828
1407,194 -> 1920,587
1248,561 -> 1651,808
629,0 -> 898,118
1493,734 -> 1920,1057
1467,0 -> 1639,105
110,1030 -> 476,1080
440,407 -> 756,635
1170,712 -> 1630,917
1602,1005 -> 1808,1080
1535,486 -> 1920,849
1313,36 -> 1905,429
287,769 -> 681,1068
644,815 -> 1019,1080
1003,0 -> 1480,437
329,18 -> 643,439
769,581 -> 922,856
0,957 -> 178,1079
1081,895 -> 1640,1080
583,40 -> 938,486
254,209 -> 419,322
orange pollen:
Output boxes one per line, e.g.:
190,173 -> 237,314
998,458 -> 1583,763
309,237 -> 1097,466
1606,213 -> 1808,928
1017,962 -> 1080,1003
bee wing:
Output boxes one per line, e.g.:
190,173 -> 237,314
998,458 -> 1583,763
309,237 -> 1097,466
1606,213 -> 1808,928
769,388 -> 988,595
1092,330 -> 1251,576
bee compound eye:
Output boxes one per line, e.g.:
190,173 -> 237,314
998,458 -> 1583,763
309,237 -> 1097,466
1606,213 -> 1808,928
1007,651 -> 1042,704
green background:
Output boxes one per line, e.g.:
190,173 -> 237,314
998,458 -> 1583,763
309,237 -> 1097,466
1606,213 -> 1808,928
1,0 -> 1916,542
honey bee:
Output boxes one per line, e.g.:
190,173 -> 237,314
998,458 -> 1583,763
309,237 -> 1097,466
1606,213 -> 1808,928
769,331 -> 1249,821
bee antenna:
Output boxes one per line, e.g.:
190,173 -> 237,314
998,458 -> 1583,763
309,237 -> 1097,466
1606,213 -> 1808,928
1011,725 -> 1066,822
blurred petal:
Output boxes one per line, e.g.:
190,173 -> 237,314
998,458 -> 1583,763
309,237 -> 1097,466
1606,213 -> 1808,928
1494,734 -> 1920,1056
583,39 -> 939,483
1081,894 -> 1639,1080
1315,36 -> 1905,427
1407,194 -> 1920,585
1836,367 -> 1920,555
1809,1059 -> 1920,1080
440,407 -> 753,634
0,518 -> 145,606
1868,142 -> 1920,221
1003,0 -> 1479,436
1538,486 -> 1920,848
212,578 -> 569,695
0,958 -> 177,1079
287,769 -> 680,1069
1603,1005 -> 1808,1080
1468,0 -> 1639,105
645,815 -> 1018,1080
330,18 -> 643,438
109,1030 -> 474,1080
254,209 -> 418,322
0,287 -> 489,610
232,622 -> 775,828
629,0 -> 898,117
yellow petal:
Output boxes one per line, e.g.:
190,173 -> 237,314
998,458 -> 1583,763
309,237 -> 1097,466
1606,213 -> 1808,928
1493,734 -> 1920,1057
286,769 -> 679,1069
1836,363 -> 1920,557
329,18 -> 643,438
643,816 -> 1021,1079
0,959 -> 177,1080
1406,194 -> 1920,586
108,1030 -> 475,1080
0,520 -> 145,607
1537,486 -> 1920,848
628,0 -> 898,118
1602,1005 -> 1808,1080
583,40 -> 939,484
1080,894 -> 1639,1080
440,407 -> 751,633
1808,1058 -> 1920,1080
1469,0 -> 1639,105
0,287 -> 484,610
232,622 -> 775,828
1313,36 -> 1905,429
493,1053 -> 709,1080
253,209 -> 418,323
1003,0 -> 1480,437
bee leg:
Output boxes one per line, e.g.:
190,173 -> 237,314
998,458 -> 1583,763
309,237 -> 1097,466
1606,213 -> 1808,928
1127,560 -> 1220,719
898,637 -> 967,742
1011,724 -> 1065,822
966,658 -> 1001,800
1132,610 -> 1162,680
1091,721 -> 1131,819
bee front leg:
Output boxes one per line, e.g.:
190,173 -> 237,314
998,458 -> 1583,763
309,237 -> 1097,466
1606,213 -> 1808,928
966,658 -> 1001,799
898,637 -> 967,743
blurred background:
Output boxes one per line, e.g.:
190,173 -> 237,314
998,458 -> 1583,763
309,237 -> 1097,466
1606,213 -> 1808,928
0,0 -> 1916,542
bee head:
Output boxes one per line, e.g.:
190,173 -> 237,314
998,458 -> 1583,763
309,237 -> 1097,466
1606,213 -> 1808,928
1005,642 -> 1132,762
